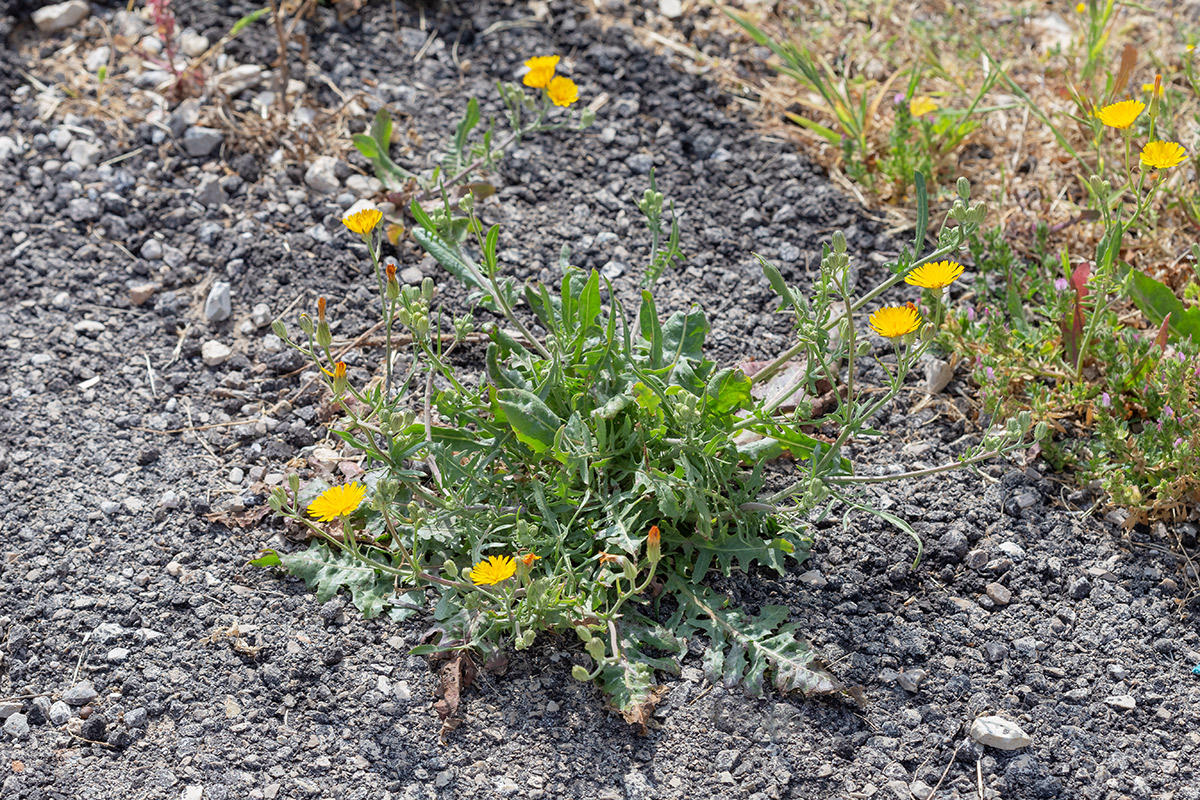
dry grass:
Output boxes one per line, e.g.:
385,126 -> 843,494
636,0 -> 1200,294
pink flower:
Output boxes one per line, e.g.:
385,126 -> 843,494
1055,278 -> 1069,291
967,306 -> 976,322
1101,392 -> 1111,407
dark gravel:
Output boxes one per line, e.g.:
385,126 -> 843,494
1,1 -> 1199,799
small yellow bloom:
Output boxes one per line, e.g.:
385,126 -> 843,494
905,260 -> 965,290
869,304 -> 922,339
1075,2 -> 1086,13
1140,140 -> 1187,169
547,76 -> 579,107
909,96 -> 938,118
307,483 -> 366,522
1095,99 -> 1145,129
522,55 -> 560,89
1189,44 -> 1196,53
520,552 -> 541,568
469,555 -> 516,586
1141,82 -> 1165,97
342,207 -> 382,235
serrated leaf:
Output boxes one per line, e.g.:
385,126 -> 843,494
277,542 -> 394,619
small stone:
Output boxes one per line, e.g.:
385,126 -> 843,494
183,126 -> 224,158
100,500 -> 120,516
63,682 -> 98,706
897,669 -> 926,693
139,238 -> 163,260
1068,577 -> 1092,599
304,155 -> 340,194
124,707 -> 148,729
106,647 -> 130,663
345,174 -> 382,199
129,283 -> 157,306
201,340 -> 232,366
3,713 -> 29,739
66,140 -> 102,167
179,31 -> 209,58
399,266 -> 424,285
626,153 -> 654,174
205,281 -> 232,322
924,357 -> 954,393
659,0 -> 683,17
969,715 -> 1032,750
909,780 -> 933,800
223,697 -> 241,718
965,549 -> 989,570
228,467 -> 245,484
1108,664 -> 1129,681
251,302 -> 272,328
123,496 -> 145,513
183,786 -> 204,800
799,569 -> 828,587
166,561 -> 183,577
73,319 -> 105,334
196,176 -> 225,207
217,64 -> 264,95
1105,694 -> 1136,711
985,582 -> 1012,606
0,702 -> 21,720
80,712 -> 107,741
33,0 -> 91,33
49,701 -> 71,725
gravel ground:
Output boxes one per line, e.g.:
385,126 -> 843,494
1,1 -> 1199,799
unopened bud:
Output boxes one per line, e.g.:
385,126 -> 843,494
317,297 -> 327,324
386,264 -> 400,300
574,625 -> 593,643
332,361 -> 348,395
831,230 -> 848,254
271,319 -> 288,340
298,313 -> 313,336
422,277 -> 435,303
957,176 -> 971,201
267,488 -> 285,512
571,665 -> 591,682
646,525 -> 661,564
585,637 -> 607,663
517,630 -> 537,649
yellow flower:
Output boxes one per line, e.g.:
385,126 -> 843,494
1095,99 -> 1145,129
522,55 -> 559,89
1075,2 -> 1085,12
1189,44 -> 1196,53
1141,82 -> 1165,97
307,483 -> 366,522
909,96 -> 938,118
343,207 -> 382,235
1140,140 -> 1187,169
869,304 -> 922,339
469,555 -> 516,586
547,76 -> 579,107
520,552 -> 540,567
905,260 -> 965,290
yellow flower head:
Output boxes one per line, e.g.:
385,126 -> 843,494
869,304 -> 922,339
1140,140 -> 1187,169
520,552 -> 541,567
523,55 -> 560,89
1189,44 -> 1197,53
547,76 -> 579,107
343,207 -> 382,235
909,96 -> 938,118
1141,82 -> 1165,97
1075,2 -> 1086,12
469,555 -> 516,586
906,260 -> 965,290
307,482 -> 366,522
1096,99 -> 1145,129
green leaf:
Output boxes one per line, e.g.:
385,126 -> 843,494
662,307 -> 709,364
452,97 -> 481,162
639,291 -> 664,367
577,269 -> 602,334
496,388 -> 562,453
277,542 -> 395,619
370,108 -> 393,151
352,133 -> 379,160
704,368 -> 753,417
757,255 -> 796,311
248,550 -> 281,568
913,170 -> 928,254
230,7 -> 269,37
1126,267 -> 1200,341
412,223 -> 484,292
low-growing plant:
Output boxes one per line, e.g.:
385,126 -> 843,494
255,123 -> 1037,723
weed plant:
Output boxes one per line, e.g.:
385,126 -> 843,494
255,59 -> 1038,722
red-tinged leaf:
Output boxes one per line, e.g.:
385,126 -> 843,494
1071,262 -> 1091,300
1155,312 -> 1172,352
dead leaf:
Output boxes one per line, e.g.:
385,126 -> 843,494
617,684 -> 669,733
204,505 -> 271,529
433,652 -> 477,739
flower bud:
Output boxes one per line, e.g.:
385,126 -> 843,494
271,319 -> 288,340
957,176 -> 971,201
267,488 -> 285,512
517,630 -> 537,650
288,473 -> 300,493
571,665 -> 591,682
317,297 -> 327,324
298,313 -> 314,336
646,525 -> 661,564
574,625 -> 593,643
585,637 -> 607,663
385,264 -> 400,300
831,230 -> 847,254
422,277 -> 435,303
315,299 -> 332,349
332,361 -> 348,395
